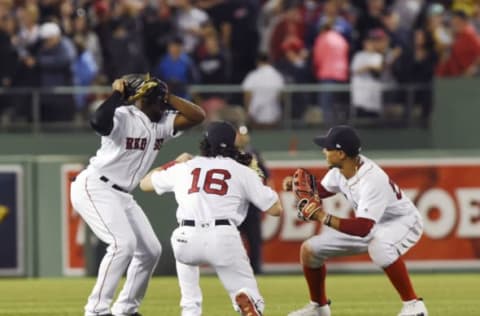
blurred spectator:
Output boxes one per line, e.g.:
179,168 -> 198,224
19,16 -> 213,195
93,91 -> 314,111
223,0 -> 260,84
242,53 -> 285,128
195,31 -> 228,85
375,26 -> 403,110
171,0 -> 210,54
235,124 -> 270,275
16,3 -> 40,57
73,34 -> 98,116
410,28 -> 436,127
312,19 -> 349,127
59,0 -> 74,37
310,0 -> 353,45
35,22 -> 76,121
142,0 -> 174,68
269,0 -> 305,63
258,0 -> 284,55
153,35 -> 197,99
38,0 -> 61,20
437,10 -> 480,77
0,12 -> 18,118
351,29 -> 384,118
382,8 -> 412,53
424,3 -> 452,57
101,1 -> 148,81
275,37 -> 311,119
72,8 -> 103,73
194,29 -> 229,121
391,0 -> 423,31
355,0 -> 386,51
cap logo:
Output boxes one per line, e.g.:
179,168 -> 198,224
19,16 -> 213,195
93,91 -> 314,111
335,143 -> 341,148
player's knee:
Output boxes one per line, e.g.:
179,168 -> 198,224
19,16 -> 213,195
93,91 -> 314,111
300,241 -> 324,268
148,239 -> 162,263
116,237 -> 137,258
368,238 -> 398,268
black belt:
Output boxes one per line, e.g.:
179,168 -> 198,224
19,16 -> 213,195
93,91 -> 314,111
180,219 -> 230,227
100,176 -> 128,193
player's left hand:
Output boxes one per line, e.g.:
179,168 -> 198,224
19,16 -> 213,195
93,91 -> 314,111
249,157 -> 265,179
297,195 -> 323,221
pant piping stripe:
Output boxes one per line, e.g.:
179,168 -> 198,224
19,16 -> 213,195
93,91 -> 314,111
85,175 -> 119,313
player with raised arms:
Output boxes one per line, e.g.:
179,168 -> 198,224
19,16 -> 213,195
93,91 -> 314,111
70,73 -> 205,316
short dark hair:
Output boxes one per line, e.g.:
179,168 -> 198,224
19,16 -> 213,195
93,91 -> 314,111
257,53 -> 269,63
199,138 -> 252,166
452,10 -> 468,20
169,35 -> 184,45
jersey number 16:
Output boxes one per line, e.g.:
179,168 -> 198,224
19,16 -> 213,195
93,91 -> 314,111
188,168 -> 231,196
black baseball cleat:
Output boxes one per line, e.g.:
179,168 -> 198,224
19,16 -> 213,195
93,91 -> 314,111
130,313 -> 142,316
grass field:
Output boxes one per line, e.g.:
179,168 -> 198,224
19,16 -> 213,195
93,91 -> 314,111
0,273 -> 478,315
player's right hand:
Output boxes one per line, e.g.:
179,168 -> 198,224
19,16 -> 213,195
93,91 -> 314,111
112,79 -> 125,95
282,176 -> 293,191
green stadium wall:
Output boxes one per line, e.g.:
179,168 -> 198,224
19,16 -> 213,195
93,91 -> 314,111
0,78 -> 479,277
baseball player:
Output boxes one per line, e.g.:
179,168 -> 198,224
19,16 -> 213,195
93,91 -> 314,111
70,73 -> 205,316
285,125 -> 428,316
139,121 -> 283,316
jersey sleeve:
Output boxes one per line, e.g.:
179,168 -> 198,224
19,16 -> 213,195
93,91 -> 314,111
161,111 -> 182,140
320,169 -> 341,194
108,108 -> 128,142
241,73 -> 254,91
150,165 -> 178,195
355,177 -> 389,222
242,168 -> 278,212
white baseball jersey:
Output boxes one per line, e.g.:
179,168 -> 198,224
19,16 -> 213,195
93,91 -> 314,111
321,155 -> 417,223
308,155 -> 424,268
88,106 -> 178,192
70,105 -> 178,316
151,156 -> 278,225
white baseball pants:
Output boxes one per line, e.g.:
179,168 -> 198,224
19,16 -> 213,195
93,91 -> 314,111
307,212 -> 424,268
70,170 -> 162,316
171,221 -> 265,315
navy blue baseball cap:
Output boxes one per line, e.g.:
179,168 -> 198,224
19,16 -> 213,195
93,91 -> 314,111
205,121 -> 236,149
313,125 -> 361,157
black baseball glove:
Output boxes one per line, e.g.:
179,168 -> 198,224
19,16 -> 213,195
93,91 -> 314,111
122,73 -> 169,104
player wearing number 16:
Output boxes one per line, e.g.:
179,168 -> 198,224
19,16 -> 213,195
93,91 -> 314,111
140,121 -> 283,316
285,126 -> 428,316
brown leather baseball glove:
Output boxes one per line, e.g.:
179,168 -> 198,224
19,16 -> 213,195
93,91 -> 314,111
292,168 -> 322,221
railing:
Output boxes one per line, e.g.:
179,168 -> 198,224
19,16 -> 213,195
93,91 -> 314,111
0,83 -> 431,133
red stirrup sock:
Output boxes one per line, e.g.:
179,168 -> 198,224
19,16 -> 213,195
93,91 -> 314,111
303,265 -> 328,306
384,257 -> 418,301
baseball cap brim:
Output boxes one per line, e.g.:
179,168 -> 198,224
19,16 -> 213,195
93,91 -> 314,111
313,136 -> 336,149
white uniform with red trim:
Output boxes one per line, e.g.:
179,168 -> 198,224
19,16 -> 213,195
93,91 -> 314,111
308,155 -> 424,268
150,156 -> 278,316
70,106 -> 178,316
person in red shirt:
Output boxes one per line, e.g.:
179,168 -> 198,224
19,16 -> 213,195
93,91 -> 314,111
437,10 -> 480,77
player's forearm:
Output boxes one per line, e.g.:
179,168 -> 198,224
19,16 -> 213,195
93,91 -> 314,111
168,94 -> 206,125
314,213 -> 375,237
140,166 -> 165,192
139,174 -> 155,191
265,200 -> 283,217
90,91 -> 123,135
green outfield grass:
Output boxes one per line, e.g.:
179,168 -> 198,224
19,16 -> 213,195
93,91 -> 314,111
0,273 -> 478,315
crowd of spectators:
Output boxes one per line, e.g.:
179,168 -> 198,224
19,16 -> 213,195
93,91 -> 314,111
0,0 -> 479,127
